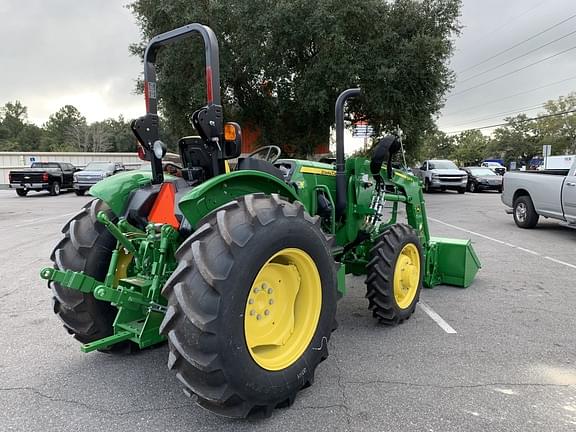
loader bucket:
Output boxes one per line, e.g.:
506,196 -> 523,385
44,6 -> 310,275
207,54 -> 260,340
425,237 -> 481,288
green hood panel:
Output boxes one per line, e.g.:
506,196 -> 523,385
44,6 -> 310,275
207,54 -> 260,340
179,170 -> 299,227
89,170 -> 176,216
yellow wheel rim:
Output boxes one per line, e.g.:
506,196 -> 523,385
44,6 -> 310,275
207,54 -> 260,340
244,248 -> 322,371
393,243 -> 420,309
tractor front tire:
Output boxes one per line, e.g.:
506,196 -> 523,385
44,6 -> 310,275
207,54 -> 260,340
365,224 -> 423,325
49,199 -> 120,347
160,194 -> 338,418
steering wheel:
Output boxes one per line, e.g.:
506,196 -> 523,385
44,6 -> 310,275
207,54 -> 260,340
246,145 -> 282,164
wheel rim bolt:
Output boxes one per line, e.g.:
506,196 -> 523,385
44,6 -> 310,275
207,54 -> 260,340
262,283 -> 267,290
248,298 -> 254,304
256,314 -> 262,320
269,299 -> 274,305
264,309 -> 270,316
250,310 -> 256,316
253,287 -> 259,294
267,288 -> 273,294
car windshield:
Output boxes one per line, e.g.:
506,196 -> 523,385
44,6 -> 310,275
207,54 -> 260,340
84,162 -> 112,171
430,160 -> 457,169
469,168 -> 497,176
31,162 -> 59,168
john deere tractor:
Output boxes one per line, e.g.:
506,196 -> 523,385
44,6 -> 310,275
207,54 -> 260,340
41,23 -> 480,418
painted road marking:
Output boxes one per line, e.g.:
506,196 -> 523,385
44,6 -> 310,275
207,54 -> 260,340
426,218 -> 576,270
544,256 -> 576,270
419,301 -> 457,334
0,212 -> 77,231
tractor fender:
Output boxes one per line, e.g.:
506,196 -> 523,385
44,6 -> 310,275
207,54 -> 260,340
178,170 -> 300,227
90,170 -> 177,216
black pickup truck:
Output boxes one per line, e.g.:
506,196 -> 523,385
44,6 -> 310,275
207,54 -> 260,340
9,162 -> 76,196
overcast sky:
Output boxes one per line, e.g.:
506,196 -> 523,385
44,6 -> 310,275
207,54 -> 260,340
2,0 -> 575,138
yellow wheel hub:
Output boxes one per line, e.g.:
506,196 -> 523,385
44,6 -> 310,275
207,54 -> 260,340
244,248 -> 322,371
393,243 -> 420,309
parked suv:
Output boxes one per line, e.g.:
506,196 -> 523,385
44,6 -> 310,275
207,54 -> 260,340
73,161 -> 125,195
415,160 -> 468,194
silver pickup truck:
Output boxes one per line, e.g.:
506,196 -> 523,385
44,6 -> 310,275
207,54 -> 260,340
501,159 -> 576,228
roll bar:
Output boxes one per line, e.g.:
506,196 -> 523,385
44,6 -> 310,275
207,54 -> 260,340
132,23 -> 223,184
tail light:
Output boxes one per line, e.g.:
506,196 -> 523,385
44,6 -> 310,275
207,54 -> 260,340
42,172 -> 49,182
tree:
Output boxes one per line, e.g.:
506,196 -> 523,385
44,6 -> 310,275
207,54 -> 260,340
452,129 -> 487,166
489,114 -> 541,166
419,128 -> 455,160
44,105 -> 87,151
129,0 -> 461,156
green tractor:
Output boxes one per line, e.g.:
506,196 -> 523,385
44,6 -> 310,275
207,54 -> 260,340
41,23 -> 480,418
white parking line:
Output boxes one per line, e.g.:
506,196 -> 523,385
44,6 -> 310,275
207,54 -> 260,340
419,301 -> 457,334
427,218 -> 576,270
544,256 -> 576,270
0,212 -> 77,231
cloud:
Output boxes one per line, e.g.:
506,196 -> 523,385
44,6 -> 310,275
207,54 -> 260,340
0,0 -> 143,125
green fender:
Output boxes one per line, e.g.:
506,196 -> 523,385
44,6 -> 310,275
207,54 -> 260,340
178,170 -> 300,227
89,170 -> 177,216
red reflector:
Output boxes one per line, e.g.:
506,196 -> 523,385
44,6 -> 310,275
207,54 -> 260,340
144,80 -> 150,112
206,66 -> 213,104
148,183 -> 180,229
137,145 -> 146,160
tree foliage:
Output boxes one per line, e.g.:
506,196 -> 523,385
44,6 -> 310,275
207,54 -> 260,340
128,0 -> 462,156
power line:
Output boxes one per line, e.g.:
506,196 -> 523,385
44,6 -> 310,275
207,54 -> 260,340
449,44 -> 576,98
458,12 -> 576,75
458,28 -> 576,84
447,104 -> 545,128
462,1 -> 551,52
443,73 -> 576,116
445,108 -> 576,134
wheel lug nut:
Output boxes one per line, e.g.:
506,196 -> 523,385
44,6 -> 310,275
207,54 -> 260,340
248,298 -> 254,304
268,288 -> 273,294
269,299 -> 274,305
262,283 -> 267,290
264,309 -> 270,316
256,314 -> 262,320
253,287 -> 259,294
250,310 -> 255,316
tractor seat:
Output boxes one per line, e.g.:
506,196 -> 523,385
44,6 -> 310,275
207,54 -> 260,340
236,158 -> 286,181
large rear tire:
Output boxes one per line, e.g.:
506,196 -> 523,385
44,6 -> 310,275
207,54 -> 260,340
49,200 -> 120,346
160,194 -> 338,418
365,224 -> 423,325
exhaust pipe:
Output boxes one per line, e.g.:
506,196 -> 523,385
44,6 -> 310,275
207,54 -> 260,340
335,88 -> 361,220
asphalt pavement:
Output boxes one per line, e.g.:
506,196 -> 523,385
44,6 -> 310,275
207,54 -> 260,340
0,188 -> 574,431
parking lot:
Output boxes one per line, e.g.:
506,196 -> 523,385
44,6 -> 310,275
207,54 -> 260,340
0,188 -> 574,431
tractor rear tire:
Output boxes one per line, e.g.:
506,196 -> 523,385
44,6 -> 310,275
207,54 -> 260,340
160,193 -> 338,418
49,199 -> 121,348
365,224 -> 423,325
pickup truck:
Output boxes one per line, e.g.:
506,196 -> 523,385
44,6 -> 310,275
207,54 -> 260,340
501,159 -> 576,228
9,162 -> 76,196
414,159 -> 468,194
73,161 -> 125,196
